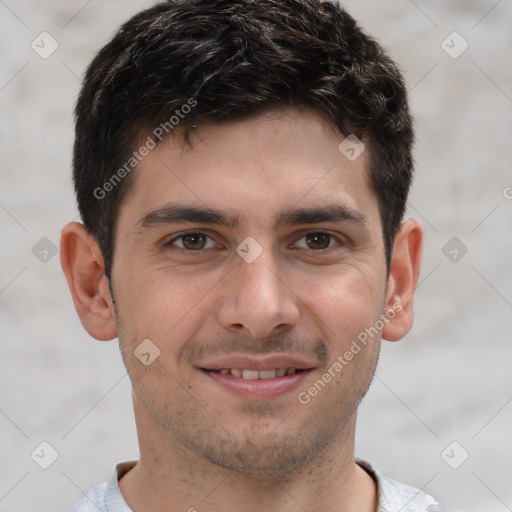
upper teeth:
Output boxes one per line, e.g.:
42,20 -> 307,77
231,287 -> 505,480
218,368 -> 296,379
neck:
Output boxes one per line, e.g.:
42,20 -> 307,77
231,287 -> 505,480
119,394 -> 377,512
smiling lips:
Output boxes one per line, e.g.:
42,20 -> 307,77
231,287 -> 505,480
211,368 -> 299,379
199,356 -> 315,397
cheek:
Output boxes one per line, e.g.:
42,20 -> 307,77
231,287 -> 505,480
114,271 -> 215,395
299,265 -> 384,347
115,269 -> 218,348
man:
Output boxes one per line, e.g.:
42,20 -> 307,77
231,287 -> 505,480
61,0 -> 439,510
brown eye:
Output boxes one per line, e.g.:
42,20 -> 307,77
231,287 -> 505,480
167,232 -> 215,251
305,232 -> 332,250
180,233 -> 207,250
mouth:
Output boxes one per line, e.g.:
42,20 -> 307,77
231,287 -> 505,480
198,357 -> 315,398
202,368 -> 306,379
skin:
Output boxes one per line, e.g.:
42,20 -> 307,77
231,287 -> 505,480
61,108 -> 422,512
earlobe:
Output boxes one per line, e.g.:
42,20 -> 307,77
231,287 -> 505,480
382,219 -> 423,342
60,222 -> 117,341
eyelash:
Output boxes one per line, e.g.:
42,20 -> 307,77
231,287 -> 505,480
164,231 -> 344,254
165,232 -> 218,255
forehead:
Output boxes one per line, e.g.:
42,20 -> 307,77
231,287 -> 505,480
118,108 -> 379,231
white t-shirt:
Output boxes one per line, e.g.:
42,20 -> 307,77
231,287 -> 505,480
69,459 -> 439,512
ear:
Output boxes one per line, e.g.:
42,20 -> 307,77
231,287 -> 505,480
60,222 -> 117,341
382,218 -> 423,342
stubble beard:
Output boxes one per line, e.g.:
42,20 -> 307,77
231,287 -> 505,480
123,340 -> 381,478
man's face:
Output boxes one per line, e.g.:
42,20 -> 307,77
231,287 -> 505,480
110,108 -> 389,474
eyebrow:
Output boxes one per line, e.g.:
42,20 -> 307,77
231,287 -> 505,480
136,203 -> 367,231
276,204 -> 366,227
137,205 -> 240,230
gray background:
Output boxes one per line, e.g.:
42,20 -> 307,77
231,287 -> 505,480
1,1 -> 511,511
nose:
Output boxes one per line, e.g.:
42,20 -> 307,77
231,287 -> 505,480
215,248 -> 300,340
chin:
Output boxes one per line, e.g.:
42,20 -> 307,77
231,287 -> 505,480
183,421 -> 336,477
203,442 -> 315,476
